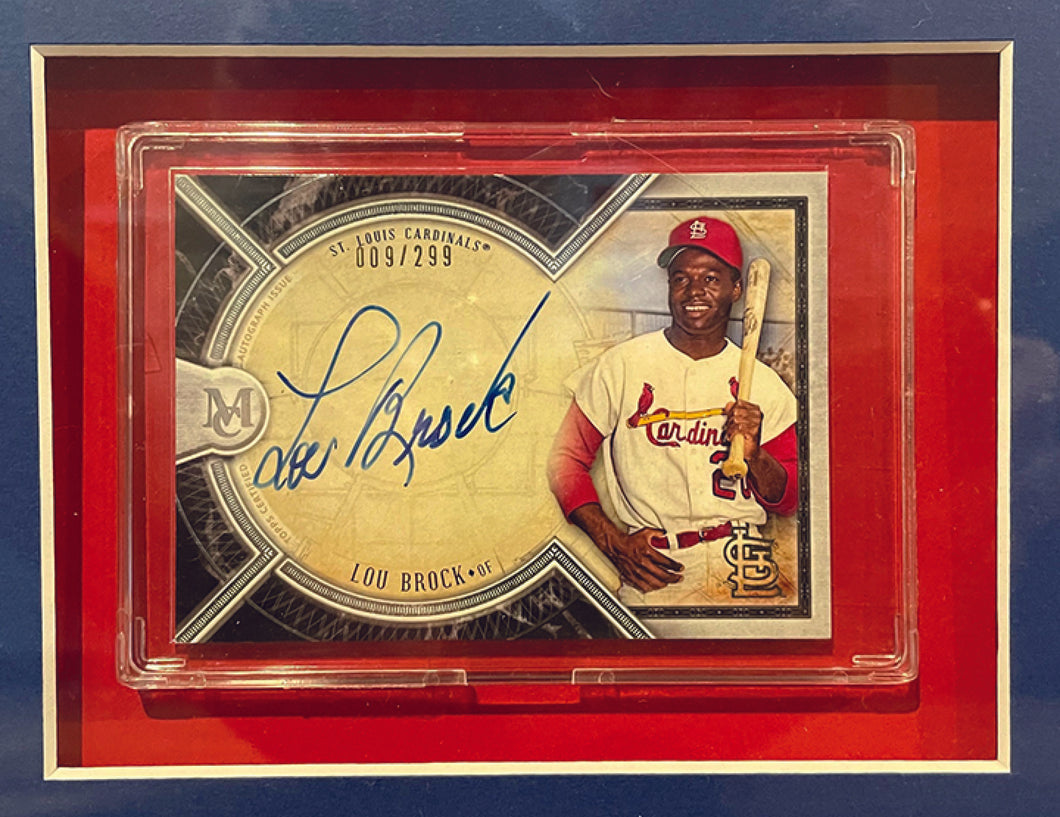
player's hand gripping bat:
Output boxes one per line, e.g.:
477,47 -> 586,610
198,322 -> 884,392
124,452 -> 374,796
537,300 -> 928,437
722,258 -> 771,479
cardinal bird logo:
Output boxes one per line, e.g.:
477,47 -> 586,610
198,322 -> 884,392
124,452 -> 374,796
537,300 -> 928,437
627,383 -> 655,428
624,381 -> 727,449
729,376 -> 739,399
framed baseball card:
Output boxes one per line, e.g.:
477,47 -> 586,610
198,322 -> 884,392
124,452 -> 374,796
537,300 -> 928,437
36,46 -> 1012,778
117,120 -> 909,686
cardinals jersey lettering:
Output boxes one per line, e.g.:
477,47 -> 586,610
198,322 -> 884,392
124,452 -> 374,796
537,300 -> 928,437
566,331 -> 797,533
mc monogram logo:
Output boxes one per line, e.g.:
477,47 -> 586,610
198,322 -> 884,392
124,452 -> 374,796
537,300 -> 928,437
203,387 -> 256,438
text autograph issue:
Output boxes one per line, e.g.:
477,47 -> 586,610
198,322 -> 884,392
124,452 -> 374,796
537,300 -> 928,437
254,292 -> 551,490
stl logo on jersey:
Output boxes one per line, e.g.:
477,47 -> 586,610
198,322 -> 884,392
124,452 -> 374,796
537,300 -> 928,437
625,380 -> 739,449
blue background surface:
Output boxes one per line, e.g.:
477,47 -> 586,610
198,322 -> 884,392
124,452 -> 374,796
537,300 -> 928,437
2,2 -> 1056,815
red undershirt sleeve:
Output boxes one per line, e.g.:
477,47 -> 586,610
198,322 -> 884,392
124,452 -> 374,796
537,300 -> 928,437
752,423 -> 798,516
547,400 -> 604,519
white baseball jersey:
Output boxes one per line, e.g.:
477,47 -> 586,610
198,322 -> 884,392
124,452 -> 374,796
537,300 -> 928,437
567,330 -> 797,534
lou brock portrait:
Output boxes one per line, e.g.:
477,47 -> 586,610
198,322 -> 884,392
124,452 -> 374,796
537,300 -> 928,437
547,196 -> 827,637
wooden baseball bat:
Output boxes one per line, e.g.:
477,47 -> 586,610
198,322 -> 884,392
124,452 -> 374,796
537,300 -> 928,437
722,258 -> 771,478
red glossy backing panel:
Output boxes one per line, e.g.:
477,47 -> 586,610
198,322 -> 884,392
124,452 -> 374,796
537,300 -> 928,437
45,53 -> 999,766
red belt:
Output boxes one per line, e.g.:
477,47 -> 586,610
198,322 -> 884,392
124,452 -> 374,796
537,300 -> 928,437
650,521 -> 733,550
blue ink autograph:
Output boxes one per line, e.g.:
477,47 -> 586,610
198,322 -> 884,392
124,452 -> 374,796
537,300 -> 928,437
253,291 -> 550,490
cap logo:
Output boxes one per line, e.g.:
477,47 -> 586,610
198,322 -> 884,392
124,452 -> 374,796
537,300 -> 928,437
688,219 -> 708,240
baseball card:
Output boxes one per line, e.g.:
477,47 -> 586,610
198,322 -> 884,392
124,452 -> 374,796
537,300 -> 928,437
166,164 -> 831,643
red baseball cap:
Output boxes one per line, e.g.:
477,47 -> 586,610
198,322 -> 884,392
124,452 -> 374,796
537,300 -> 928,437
656,216 -> 743,273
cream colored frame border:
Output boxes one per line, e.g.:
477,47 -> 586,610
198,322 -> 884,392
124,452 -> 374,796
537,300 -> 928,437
33,40 -> 1012,779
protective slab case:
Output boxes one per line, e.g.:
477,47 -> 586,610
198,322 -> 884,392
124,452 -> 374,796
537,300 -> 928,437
116,120 -> 915,688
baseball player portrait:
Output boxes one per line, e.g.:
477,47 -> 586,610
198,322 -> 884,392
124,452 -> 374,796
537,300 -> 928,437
548,216 -> 799,607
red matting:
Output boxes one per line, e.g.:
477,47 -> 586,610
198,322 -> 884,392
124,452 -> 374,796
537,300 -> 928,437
46,53 -> 999,767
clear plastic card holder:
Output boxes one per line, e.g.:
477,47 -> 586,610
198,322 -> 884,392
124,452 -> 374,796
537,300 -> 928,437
116,120 -> 916,691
